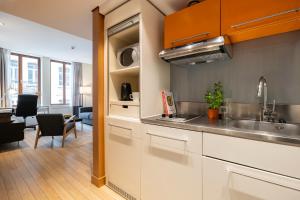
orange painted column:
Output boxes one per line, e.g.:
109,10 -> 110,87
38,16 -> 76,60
91,6 -> 105,187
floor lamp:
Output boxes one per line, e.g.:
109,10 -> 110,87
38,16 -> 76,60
79,86 -> 92,107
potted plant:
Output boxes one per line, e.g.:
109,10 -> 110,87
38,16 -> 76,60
205,82 -> 224,120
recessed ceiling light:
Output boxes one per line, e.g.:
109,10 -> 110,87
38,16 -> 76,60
0,22 -> 5,26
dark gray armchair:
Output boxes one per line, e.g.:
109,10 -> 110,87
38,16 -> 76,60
35,114 -> 77,148
15,94 -> 38,129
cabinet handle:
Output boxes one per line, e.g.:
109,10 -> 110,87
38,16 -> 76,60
227,167 -> 300,192
171,32 -> 210,47
146,132 -> 189,142
146,131 -> 188,154
231,7 -> 300,29
230,17 -> 300,35
109,124 -> 132,138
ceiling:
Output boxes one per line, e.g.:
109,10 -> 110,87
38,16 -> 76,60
0,0 -> 100,40
0,0 -> 188,64
0,0 -> 189,40
0,12 -> 92,64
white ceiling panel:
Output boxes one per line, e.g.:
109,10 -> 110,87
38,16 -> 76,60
0,12 -> 92,64
0,0 -> 100,40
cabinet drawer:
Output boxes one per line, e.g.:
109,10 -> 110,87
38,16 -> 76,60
107,116 -> 141,138
222,0 -> 300,43
203,157 -> 300,200
109,124 -> 132,138
142,125 -> 202,200
144,124 -> 202,154
164,0 -> 220,48
110,103 -> 139,118
203,133 -> 300,179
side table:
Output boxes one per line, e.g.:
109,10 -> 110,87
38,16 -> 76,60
64,115 -> 83,131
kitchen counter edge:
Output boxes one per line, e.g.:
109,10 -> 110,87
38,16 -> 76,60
141,116 -> 300,147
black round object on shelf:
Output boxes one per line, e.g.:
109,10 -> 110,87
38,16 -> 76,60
120,48 -> 134,67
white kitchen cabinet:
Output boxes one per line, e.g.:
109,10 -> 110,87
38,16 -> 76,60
141,125 -> 202,200
203,132 -> 300,200
203,157 -> 300,200
203,132 -> 300,179
106,117 -> 142,200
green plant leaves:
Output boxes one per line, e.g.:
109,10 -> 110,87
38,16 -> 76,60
204,82 -> 224,109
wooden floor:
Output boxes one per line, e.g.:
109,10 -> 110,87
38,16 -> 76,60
0,124 -> 124,200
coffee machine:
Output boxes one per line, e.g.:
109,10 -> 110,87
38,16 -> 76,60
121,82 -> 132,101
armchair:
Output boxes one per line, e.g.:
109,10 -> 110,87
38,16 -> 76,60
15,94 -> 38,129
35,114 -> 77,148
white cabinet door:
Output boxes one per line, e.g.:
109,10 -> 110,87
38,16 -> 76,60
203,133 -> 300,179
203,157 -> 300,200
141,125 -> 202,200
106,118 -> 142,200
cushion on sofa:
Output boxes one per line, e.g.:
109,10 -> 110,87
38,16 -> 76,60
79,112 -> 90,119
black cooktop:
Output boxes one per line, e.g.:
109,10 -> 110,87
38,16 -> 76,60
158,114 -> 201,122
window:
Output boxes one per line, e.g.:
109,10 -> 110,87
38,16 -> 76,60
51,60 -> 73,105
8,53 -> 40,106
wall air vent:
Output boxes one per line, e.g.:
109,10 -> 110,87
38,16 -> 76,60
108,181 -> 137,200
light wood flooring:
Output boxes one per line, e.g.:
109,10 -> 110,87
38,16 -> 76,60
0,124 -> 124,200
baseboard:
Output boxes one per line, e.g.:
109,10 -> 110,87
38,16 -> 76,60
91,175 -> 106,187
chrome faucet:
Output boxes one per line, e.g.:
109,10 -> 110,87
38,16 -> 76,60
257,76 -> 276,122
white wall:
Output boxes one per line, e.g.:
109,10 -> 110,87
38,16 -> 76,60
41,57 -> 51,106
82,63 -> 93,107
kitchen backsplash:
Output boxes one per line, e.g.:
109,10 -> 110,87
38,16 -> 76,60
176,101 -> 300,123
171,30 -> 300,104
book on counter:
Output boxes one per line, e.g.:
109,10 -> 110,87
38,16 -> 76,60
161,90 -> 176,116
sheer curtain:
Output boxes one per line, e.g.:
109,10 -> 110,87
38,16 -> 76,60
73,62 -> 83,107
0,48 -> 10,108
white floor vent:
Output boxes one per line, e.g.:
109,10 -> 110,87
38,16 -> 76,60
108,181 -> 137,200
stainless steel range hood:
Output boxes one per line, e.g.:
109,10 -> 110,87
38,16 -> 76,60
159,36 -> 232,65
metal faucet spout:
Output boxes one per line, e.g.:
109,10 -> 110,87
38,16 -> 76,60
257,76 -> 267,109
257,76 -> 268,121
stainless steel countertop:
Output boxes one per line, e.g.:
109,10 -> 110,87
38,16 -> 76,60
141,116 -> 300,147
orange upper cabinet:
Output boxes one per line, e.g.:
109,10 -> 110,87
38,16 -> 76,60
164,0 -> 221,49
222,0 -> 300,43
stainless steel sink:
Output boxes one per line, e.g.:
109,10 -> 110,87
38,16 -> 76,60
231,120 -> 300,136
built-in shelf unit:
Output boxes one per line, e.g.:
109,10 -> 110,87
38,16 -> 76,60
110,65 -> 140,76
105,0 -> 170,120
108,16 -> 141,118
